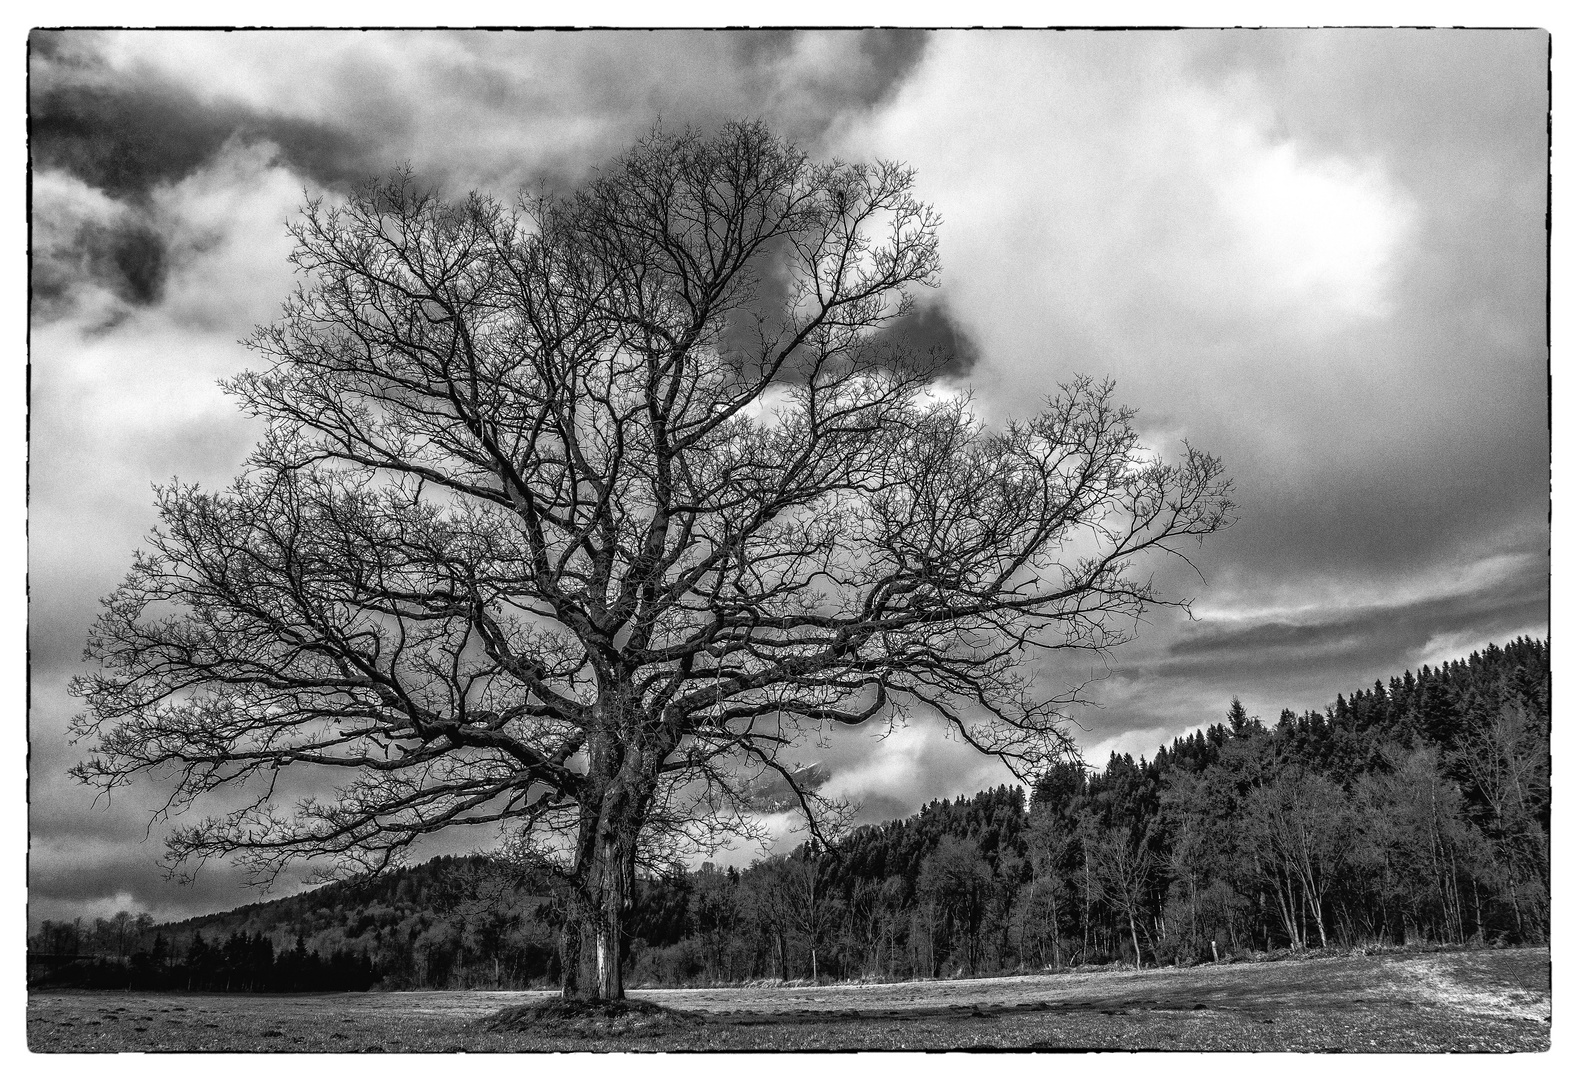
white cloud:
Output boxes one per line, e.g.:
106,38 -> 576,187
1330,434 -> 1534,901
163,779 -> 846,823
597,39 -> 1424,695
1415,623 -> 1549,675
1079,724 -> 1181,767
824,719 -> 1018,811
1220,136 -> 1413,320
32,143 -> 308,486
839,36 -> 1417,402
147,140 -> 306,332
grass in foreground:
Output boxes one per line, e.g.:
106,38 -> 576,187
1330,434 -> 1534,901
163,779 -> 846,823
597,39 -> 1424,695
28,946 -> 1550,1053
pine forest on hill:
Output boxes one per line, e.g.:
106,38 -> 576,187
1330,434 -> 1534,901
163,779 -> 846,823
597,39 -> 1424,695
30,637 -> 1549,993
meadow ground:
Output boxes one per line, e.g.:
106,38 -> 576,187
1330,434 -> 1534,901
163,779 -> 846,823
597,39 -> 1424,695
27,946 -> 1550,1053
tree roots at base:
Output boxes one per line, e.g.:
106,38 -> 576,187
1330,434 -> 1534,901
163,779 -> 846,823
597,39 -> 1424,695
478,999 -> 706,1037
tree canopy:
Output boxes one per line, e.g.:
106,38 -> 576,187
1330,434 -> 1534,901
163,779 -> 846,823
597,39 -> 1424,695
71,121 -> 1233,999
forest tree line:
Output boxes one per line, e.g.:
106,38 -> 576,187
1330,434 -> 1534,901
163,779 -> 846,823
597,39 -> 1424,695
30,637 -> 1547,990
28,915 -> 377,992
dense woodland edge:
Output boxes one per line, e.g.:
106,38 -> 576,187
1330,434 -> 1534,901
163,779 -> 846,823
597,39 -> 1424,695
31,637 -> 1548,993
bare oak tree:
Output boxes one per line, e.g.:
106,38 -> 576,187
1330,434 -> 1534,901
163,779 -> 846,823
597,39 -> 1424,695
71,121 -> 1233,1000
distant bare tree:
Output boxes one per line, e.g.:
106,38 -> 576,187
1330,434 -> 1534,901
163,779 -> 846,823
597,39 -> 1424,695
761,843 -> 843,981
1021,810 -> 1075,968
1081,820 -> 1154,969
1451,704 -> 1550,938
1242,768 -> 1353,949
71,121 -> 1232,1000
917,834 -> 994,975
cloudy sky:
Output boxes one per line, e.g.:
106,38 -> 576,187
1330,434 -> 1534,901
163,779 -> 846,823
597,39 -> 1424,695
27,28 -> 1549,927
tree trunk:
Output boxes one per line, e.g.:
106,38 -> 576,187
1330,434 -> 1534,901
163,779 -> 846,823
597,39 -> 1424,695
1082,852 -> 1091,959
1379,865 -> 1391,944
1472,877 -> 1483,943
1273,873 -> 1302,949
574,804 -> 646,1001
1303,879 -> 1328,948
565,798 -> 640,998
560,906 -> 584,997
1050,891 -> 1062,970
561,694 -> 667,1002
592,826 -> 627,1000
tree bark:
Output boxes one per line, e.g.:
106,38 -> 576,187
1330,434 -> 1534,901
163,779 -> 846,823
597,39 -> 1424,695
1050,890 -> 1062,970
594,842 -> 625,1001
562,720 -> 646,999
559,912 -> 583,998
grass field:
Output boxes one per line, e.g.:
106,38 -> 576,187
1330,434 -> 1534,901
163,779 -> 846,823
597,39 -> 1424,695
27,946 -> 1550,1053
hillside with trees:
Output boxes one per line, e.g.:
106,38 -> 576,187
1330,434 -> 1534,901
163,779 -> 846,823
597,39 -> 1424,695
33,637 -> 1547,991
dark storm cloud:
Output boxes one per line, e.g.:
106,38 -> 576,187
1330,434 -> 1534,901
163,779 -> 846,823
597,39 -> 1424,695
715,240 -> 975,381
28,839 -> 301,921
729,28 -> 929,115
30,713 -> 404,921
1162,568 -> 1546,673
856,29 -> 932,104
32,216 -> 167,310
28,64 -> 381,201
878,300 -> 982,379
30,744 -> 505,923
849,791 -> 918,826
27,29 -> 936,318
1200,425 -> 1549,589
29,37 -> 385,313
1068,546 -> 1548,753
